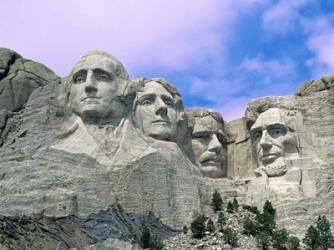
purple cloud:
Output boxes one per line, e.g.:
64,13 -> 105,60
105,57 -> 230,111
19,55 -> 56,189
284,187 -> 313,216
0,0 -> 237,77
1,0 -> 332,123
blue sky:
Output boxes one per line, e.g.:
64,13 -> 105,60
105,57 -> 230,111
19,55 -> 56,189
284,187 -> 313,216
1,0 -> 334,120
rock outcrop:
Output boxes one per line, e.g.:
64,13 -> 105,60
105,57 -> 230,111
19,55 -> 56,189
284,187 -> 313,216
0,204 -> 177,250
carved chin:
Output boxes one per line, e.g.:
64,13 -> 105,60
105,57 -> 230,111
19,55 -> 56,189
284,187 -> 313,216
260,158 -> 287,177
148,130 -> 175,142
199,165 -> 224,178
146,124 -> 177,142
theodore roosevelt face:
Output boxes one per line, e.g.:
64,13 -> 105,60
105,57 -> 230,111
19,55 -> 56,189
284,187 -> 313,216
191,114 -> 225,178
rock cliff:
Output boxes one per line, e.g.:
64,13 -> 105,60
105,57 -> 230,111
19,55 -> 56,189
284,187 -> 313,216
0,48 -> 333,249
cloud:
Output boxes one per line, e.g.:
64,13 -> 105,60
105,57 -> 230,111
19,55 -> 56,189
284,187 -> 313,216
261,0 -> 310,35
239,56 -> 295,77
307,31 -> 334,74
302,14 -> 334,77
0,0 -> 237,77
186,54 -> 299,121
214,97 -> 250,122
3,0 -> 326,123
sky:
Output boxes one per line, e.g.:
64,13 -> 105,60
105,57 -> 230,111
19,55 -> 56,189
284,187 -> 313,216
1,0 -> 334,121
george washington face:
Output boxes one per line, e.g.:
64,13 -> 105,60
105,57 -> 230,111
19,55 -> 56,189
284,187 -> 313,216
68,53 -> 129,125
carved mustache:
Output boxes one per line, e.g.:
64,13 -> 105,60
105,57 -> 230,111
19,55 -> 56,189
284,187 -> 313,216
199,152 -> 221,164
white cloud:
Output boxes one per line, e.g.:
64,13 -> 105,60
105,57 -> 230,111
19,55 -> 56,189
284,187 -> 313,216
239,56 -> 295,77
214,97 -> 249,121
261,0 -> 310,35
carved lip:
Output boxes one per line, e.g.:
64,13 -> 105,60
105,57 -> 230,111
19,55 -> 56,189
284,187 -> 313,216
152,120 -> 169,125
200,156 -> 219,166
81,96 -> 100,101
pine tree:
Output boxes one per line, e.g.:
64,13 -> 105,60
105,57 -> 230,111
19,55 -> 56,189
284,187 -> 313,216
191,214 -> 206,238
242,204 -> 260,215
232,197 -> 239,211
227,201 -> 234,213
141,227 -> 152,249
211,190 -> 223,212
256,210 -> 276,235
222,227 -> 238,247
303,215 -> 334,250
272,228 -> 289,250
207,218 -> 215,233
217,211 -> 226,231
316,215 -> 333,249
256,233 -> 271,250
243,217 -> 258,236
256,200 -> 276,235
149,235 -> 164,250
287,236 -> 301,250
182,225 -> 188,234
303,225 -> 320,250
263,200 -> 276,217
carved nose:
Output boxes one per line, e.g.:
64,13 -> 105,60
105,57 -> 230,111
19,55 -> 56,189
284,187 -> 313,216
155,99 -> 167,116
85,71 -> 97,93
259,131 -> 272,150
208,134 -> 222,153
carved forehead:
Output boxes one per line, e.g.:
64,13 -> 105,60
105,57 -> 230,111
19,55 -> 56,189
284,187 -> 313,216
72,55 -> 113,72
135,78 -> 184,111
137,81 -> 173,98
192,115 -> 223,134
69,51 -> 129,80
187,109 -> 224,127
251,108 -> 288,129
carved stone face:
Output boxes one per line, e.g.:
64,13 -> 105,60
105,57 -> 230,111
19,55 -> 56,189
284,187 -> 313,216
134,81 -> 178,141
68,54 -> 127,124
191,115 -> 225,178
250,108 -> 298,176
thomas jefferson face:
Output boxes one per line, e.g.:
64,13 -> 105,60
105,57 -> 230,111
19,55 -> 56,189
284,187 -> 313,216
134,81 -> 178,141
68,54 -> 126,123
191,115 -> 225,178
250,108 -> 297,176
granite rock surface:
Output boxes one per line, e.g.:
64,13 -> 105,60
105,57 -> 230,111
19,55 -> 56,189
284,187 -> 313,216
0,48 -> 333,249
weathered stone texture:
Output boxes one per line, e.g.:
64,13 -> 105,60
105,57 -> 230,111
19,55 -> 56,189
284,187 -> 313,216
244,92 -> 334,237
0,49 -> 334,248
0,204 -> 177,250
296,74 -> 334,96
0,48 -> 59,112
225,117 -> 253,178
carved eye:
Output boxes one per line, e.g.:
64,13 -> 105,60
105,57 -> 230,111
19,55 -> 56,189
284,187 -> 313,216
270,128 -> 284,137
252,132 -> 262,140
162,96 -> 174,107
73,74 -> 85,83
96,72 -> 111,81
165,100 -> 174,107
193,132 -> 209,139
142,99 -> 152,105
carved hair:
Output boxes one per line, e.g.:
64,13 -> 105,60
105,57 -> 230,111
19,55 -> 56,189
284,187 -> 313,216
63,50 -> 129,91
133,77 -> 184,112
62,50 -> 135,108
245,103 -> 297,131
186,108 -> 224,130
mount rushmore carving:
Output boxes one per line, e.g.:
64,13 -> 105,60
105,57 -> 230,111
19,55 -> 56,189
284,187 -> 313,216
0,48 -> 333,243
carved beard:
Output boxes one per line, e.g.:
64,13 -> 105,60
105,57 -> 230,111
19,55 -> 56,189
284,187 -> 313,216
255,157 -> 287,177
